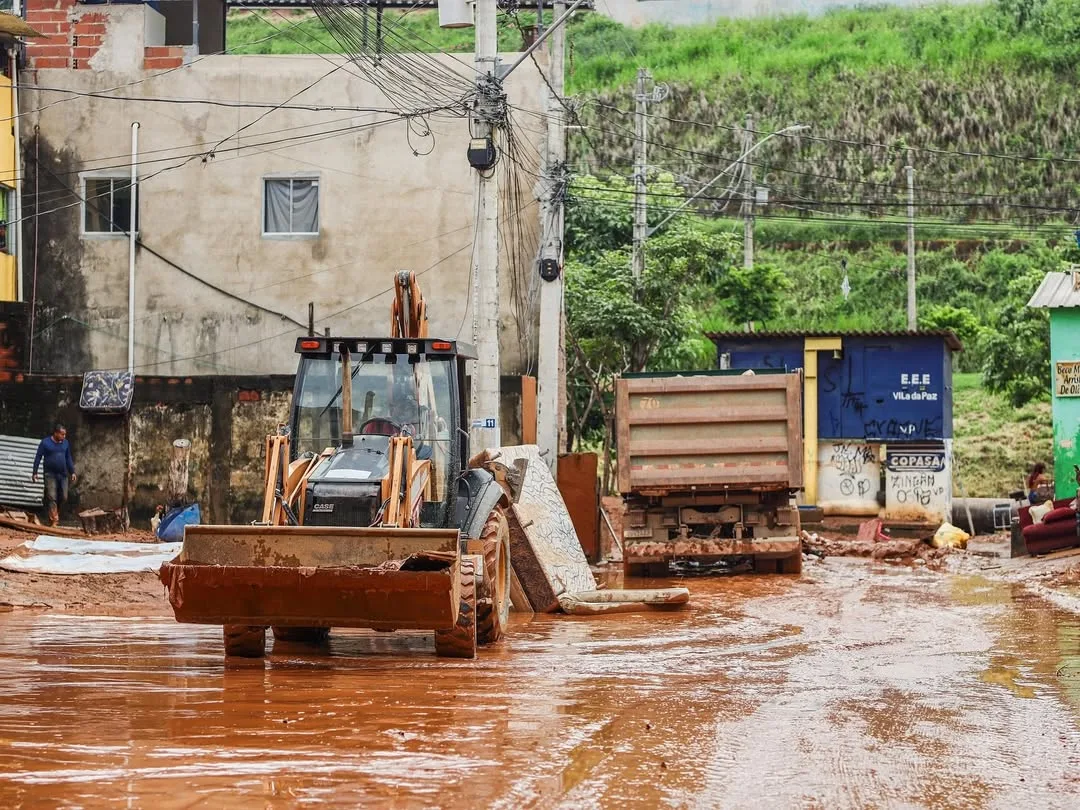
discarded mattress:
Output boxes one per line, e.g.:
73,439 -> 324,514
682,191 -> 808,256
491,445 -> 597,612
0,536 -> 181,575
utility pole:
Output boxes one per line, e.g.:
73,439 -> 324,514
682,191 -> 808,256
630,69 -> 667,279
469,0 -> 502,453
631,68 -> 649,280
742,112 -> 754,270
906,149 -> 916,330
536,0 -> 567,471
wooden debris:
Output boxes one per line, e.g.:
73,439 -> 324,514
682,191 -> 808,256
557,588 -> 690,615
0,513 -> 84,538
78,507 -> 130,536
509,567 -> 533,613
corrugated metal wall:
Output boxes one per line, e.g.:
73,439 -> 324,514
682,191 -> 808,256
0,434 -> 42,508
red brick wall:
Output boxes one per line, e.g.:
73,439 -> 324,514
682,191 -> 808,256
23,1 -> 186,71
144,46 -> 184,71
24,0 -> 110,70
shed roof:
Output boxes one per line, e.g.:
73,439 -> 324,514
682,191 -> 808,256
705,329 -> 963,352
0,13 -> 43,38
1027,270 -> 1080,309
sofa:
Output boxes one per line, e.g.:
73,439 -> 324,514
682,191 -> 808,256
1018,497 -> 1080,555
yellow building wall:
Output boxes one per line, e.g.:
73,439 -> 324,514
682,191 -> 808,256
0,72 -> 14,302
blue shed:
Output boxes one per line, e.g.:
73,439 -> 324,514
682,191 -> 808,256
706,330 -> 962,523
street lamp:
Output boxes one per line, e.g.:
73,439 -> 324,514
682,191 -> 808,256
648,123 -> 810,237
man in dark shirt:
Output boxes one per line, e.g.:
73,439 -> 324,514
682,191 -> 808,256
32,423 -> 77,526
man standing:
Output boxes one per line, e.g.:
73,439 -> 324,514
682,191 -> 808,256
32,423 -> 77,527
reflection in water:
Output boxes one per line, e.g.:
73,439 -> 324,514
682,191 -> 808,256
0,564 -> 1078,808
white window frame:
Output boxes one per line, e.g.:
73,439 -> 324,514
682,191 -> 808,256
80,172 -> 138,239
262,174 -> 320,238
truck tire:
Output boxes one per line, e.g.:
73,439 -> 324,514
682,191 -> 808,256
272,627 -> 331,644
224,625 -> 266,658
434,557 -> 477,659
476,507 -> 511,645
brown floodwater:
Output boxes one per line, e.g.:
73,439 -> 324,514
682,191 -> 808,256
1,560 -> 1079,809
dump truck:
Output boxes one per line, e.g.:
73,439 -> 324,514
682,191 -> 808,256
616,369 -> 804,576
159,272 -> 513,659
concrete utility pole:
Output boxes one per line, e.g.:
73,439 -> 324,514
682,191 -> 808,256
631,68 -> 650,280
469,0 -> 502,453
742,113 -> 754,270
906,150 -> 916,330
536,0 -> 567,471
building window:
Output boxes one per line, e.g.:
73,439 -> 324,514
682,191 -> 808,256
0,188 -> 14,255
263,176 -> 319,236
82,175 -> 138,235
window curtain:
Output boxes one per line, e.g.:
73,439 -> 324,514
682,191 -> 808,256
291,179 -> 319,233
265,179 -> 292,233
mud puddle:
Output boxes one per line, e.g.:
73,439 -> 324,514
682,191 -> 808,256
0,561 -> 1078,808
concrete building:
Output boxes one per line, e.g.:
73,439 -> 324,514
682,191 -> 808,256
17,0 -> 545,380
1028,270 -> 1080,500
708,330 -> 961,525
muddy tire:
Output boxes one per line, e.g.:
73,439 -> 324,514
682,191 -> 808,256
435,557 -> 477,659
272,626 -> 331,644
224,625 -> 266,658
476,508 -> 511,646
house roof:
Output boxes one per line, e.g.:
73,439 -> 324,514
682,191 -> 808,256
1028,270 -> 1080,309
705,329 -> 964,352
0,13 -> 44,38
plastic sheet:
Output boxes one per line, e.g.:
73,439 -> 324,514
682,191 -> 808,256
0,536 -> 181,575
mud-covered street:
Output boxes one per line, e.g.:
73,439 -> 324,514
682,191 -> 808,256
0,561 -> 1077,809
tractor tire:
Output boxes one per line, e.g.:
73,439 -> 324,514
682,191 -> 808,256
476,507 -> 511,646
434,557 -> 477,659
272,626 -> 331,644
224,625 -> 266,658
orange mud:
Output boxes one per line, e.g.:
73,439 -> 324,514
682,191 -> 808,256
0,560 -> 1078,807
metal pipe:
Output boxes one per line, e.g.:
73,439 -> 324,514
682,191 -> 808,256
192,0 -> 200,54
128,122 -> 139,374
501,0 -> 587,79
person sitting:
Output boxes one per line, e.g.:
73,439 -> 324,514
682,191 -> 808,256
1027,463 -> 1050,506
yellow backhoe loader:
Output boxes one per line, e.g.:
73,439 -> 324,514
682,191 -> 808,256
159,271 -> 513,659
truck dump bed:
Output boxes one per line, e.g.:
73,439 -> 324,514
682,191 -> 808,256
616,370 -> 803,494
616,370 -> 804,576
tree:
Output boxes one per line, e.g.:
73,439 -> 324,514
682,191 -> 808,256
980,268 -> 1050,406
716,262 -> 791,326
920,304 -> 984,372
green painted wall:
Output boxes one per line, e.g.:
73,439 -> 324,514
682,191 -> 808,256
1050,309 -> 1080,499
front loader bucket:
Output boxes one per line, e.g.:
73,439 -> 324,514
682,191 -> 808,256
159,525 -> 462,630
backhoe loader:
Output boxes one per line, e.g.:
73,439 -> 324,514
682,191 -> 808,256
159,272 -> 513,659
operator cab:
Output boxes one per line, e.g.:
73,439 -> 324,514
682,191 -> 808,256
289,337 -> 474,528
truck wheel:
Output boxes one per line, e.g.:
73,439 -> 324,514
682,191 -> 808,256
435,557 -> 477,659
476,507 -> 511,645
272,626 -> 331,644
224,625 -> 266,658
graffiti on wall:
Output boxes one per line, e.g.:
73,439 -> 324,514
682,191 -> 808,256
817,441 -> 881,515
884,446 -> 950,523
